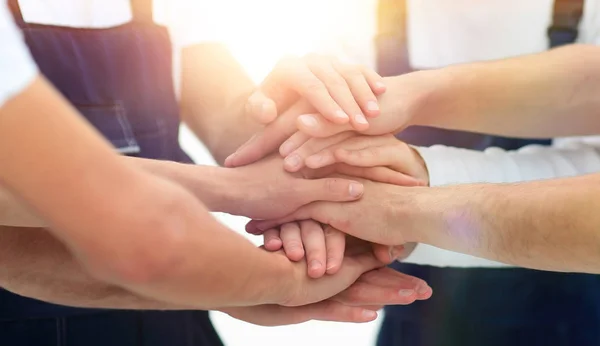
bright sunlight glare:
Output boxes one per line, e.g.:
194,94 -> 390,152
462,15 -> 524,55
198,0 -> 378,82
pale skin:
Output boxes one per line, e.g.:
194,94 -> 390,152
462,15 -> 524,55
0,35 -> 435,325
227,44 -> 600,167
236,44 -> 600,274
0,75 -> 433,325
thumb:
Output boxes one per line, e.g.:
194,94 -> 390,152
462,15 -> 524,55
350,251 -> 385,276
245,90 -> 278,124
371,243 -> 406,264
225,107 -> 300,167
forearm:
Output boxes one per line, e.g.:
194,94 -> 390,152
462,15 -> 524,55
407,174 -> 600,273
390,45 -> 600,138
0,226 -> 185,310
180,44 -> 261,164
0,76 -> 292,308
0,187 -> 43,227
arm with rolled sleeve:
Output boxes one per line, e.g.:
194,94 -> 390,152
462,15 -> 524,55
415,139 -> 600,187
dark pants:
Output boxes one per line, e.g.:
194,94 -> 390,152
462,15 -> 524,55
0,310 -> 221,346
377,263 -> 600,346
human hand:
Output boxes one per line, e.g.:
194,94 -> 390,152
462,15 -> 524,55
221,261 -> 430,326
245,54 -> 386,129
224,154 -> 364,220
261,220 -> 405,278
280,133 -> 429,186
274,236 -> 431,308
227,71 -> 436,167
247,177 -> 428,246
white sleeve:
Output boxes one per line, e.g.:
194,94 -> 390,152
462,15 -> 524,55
0,1 -> 38,108
415,139 -> 600,187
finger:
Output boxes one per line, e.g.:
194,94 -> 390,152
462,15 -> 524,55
371,244 -> 397,264
324,226 -> 346,275
222,301 -> 377,327
247,203 -> 327,233
284,132 -> 355,172
300,220 -> 327,278
285,57 -> 350,125
245,90 -> 279,124
307,55 -> 369,131
308,301 -> 378,323
358,267 -> 432,300
334,62 -> 380,119
258,57 -> 303,115
298,177 -> 364,206
333,164 -> 422,186
263,228 -> 283,251
303,135 -> 392,169
333,279 -> 418,306
279,131 -> 311,157
280,223 -> 304,261
225,103 -> 304,167
296,113 -> 353,138
335,145 -> 399,168
360,65 -> 387,95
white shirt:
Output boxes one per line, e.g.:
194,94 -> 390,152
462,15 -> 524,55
0,0 -> 228,108
401,0 -> 600,268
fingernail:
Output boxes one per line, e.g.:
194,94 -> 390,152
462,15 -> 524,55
335,110 -> 349,121
366,101 -> 379,112
390,246 -> 404,261
399,289 -> 415,297
326,260 -> 337,271
362,310 -> 377,319
354,114 -> 368,125
349,182 -> 364,197
417,283 -> 430,295
280,140 -> 296,156
299,114 -> 318,128
224,154 -> 235,166
309,260 -> 322,271
284,154 -> 301,169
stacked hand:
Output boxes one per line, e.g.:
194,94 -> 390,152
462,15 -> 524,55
218,56 -> 433,326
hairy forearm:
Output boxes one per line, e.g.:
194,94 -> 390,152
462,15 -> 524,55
399,45 -> 600,138
180,44 -> 261,164
408,174 -> 600,273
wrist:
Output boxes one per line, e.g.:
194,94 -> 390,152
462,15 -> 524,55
136,158 -> 236,213
243,251 -> 297,306
405,67 -> 465,128
388,185 -> 447,244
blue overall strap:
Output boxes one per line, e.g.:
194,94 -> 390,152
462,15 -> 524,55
548,0 -> 585,48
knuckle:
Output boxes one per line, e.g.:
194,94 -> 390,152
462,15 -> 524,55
366,147 -> 380,158
324,178 -> 342,195
285,240 -> 303,251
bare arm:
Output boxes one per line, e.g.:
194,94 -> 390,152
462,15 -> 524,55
408,44 -> 600,138
180,43 -> 260,164
406,174 -> 600,273
0,75 -> 296,309
0,226 -> 187,310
